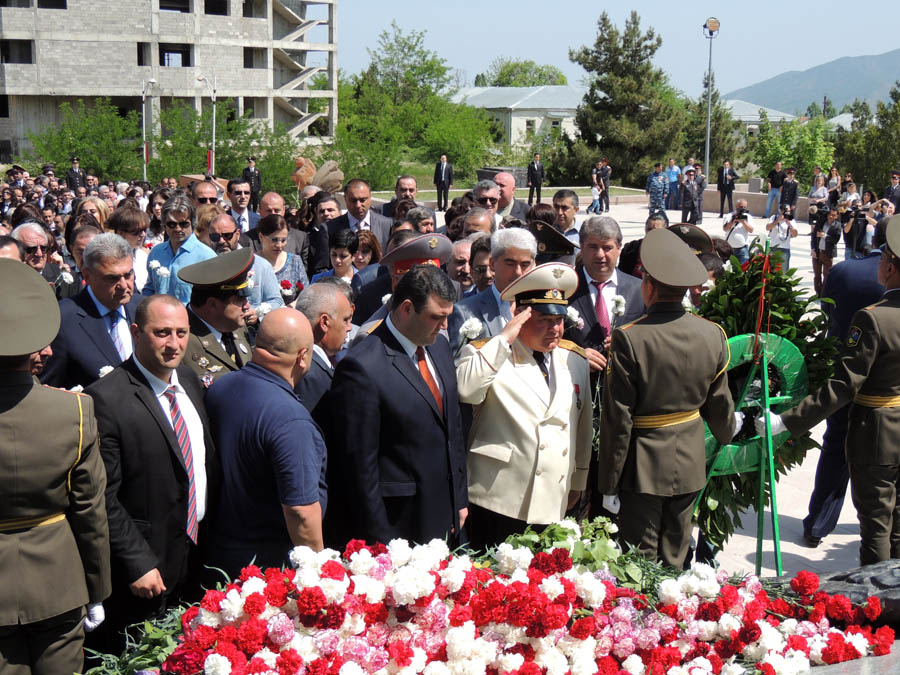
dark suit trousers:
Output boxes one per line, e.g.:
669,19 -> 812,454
468,503 -> 544,552
618,491 -> 697,569
0,607 -> 85,675
528,185 -> 541,205
803,405 -> 850,539
848,463 -> 900,565
681,204 -> 698,225
249,191 -> 260,212
719,189 -> 734,216
436,184 -> 450,210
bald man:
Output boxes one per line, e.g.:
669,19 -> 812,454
240,191 -> 310,270
494,171 -> 530,221
205,307 -> 326,576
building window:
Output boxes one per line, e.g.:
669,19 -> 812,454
525,120 -> 535,135
160,0 -> 191,12
204,0 -> 227,14
242,0 -> 264,18
0,95 -> 8,118
0,40 -> 34,64
243,47 -> 266,69
159,43 -> 192,68
0,141 -> 12,164
37,0 -> 67,7
0,1 -> 32,8
550,120 -> 561,130
137,42 -> 150,67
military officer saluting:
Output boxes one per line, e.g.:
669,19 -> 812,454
597,228 -> 740,569
457,263 -> 592,550
0,259 -> 111,674
178,247 -> 254,387
759,215 -> 900,565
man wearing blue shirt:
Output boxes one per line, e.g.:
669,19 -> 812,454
205,307 -> 326,576
665,158 -> 681,210
143,194 -> 216,304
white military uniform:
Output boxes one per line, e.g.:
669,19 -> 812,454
456,334 -> 592,523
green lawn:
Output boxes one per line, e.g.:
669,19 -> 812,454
372,186 -> 640,200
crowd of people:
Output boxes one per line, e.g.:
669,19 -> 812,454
3,154 -> 900,674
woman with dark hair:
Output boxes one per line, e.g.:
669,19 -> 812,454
107,206 -> 151,291
353,229 -> 382,271
827,166 -> 842,208
145,186 -> 173,246
257,214 -> 309,304
311,228 -> 358,283
525,202 -> 556,226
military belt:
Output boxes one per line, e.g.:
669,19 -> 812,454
632,410 -> 701,429
854,393 -> 900,408
0,512 -> 66,533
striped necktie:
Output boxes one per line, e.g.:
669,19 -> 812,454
164,387 -> 198,543
107,311 -> 128,360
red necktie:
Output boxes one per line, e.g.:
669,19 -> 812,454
164,387 -> 198,543
592,280 -> 611,335
416,346 -> 443,416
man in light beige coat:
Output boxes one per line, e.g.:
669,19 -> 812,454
457,263 -> 592,550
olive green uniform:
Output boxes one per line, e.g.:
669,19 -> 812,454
185,308 -> 251,388
0,375 -> 111,674
781,289 -> 900,564
597,303 -> 735,567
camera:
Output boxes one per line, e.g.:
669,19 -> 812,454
732,207 -> 749,221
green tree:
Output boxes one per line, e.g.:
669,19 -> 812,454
21,98 -> 141,181
682,73 -> 741,173
570,11 -> 684,186
366,21 -> 452,107
805,98 -> 837,119
751,111 -> 834,188
474,58 -> 567,87
421,104 -> 494,180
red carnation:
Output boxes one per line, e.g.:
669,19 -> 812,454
864,596 -> 882,622
528,551 -> 556,575
388,640 -> 415,667
320,560 -> 346,581
449,605 -> 473,626
717,584 -> 740,611
280,279 -> 292,289
162,643 -> 206,675
240,564 -> 264,581
236,616 -> 268,654
180,605 -> 199,632
343,539 -> 369,559
242,591 -> 266,617
822,632 -> 861,664
698,601 -> 722,622
873,626 -> 895,656
200,589 -> 226,612
246,657 -> 272,674
739,623 -> 762,645
297,586 -> 328,616
810,601 -> 826,623
188,624 -> 218,650
518,663 -> 542,675
826,594 -> 854,622
265,579 -> 289,607
296,281 -> 305,290
790,570 -> 820,596
318,602 -> 346,630
276,649 -> 304,675
551,547 -> 573,572
569,616 -> 597,639
214,640 -> 246,668
595,656 -> 620,675
756,663 -> 776,675
307,658 -> 330,675
786,634 -> 810,656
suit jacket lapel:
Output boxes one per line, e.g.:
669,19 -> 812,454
377,325 -> 444,423
481,290 -> 505,336
510,340 -> 551,408
123,359 -> 186,473
74,291 -> 122,365
312,352 -> 334,381
188,310 -> 238,370
545,347 -> 574,420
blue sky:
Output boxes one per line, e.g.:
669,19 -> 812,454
336,1 -> 900,98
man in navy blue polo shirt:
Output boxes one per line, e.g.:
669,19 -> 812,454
205,307 -> 326,576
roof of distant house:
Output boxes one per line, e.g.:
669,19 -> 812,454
724,99 -> 796,123
450,86 -> 587,111
826,112 -> 854,131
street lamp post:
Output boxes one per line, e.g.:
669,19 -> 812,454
141,78 -> 157,183
703,17 -> 720,176
196,74 -> 217,176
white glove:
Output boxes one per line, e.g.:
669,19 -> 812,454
83,602 -> 105,632
732,411 -> 745,440
602,494 -> 621,515
754,412 -> 787,437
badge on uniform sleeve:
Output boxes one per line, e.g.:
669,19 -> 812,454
847,325 -> 862,348
574,384 -> 582,410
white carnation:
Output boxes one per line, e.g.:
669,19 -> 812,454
566,306 -> 581,323
388,538 -> 412,567
69,385 -> 84,393
289,545 -> 318,570
340,662 -> 367,675
349,548 -> 375,575
845,631 -> 869,656
391,565 -> 435,605
241,576 -> 266,598
493,542 -> 533,574
539,576 -> 566,600
445,621 -> 476,661
720,663 -> 745,675
657,578 -> 683,605
423,663 -> 451,675
574,571 -> 606,608
253,648 -> 278,668
60,271 -> 74,284
459,317 -> 483,340
382,293 -> 392,306
410,539 -> 449,571
148,260 -> 161,270
439,556 -> 471,593
156,266 -> 171,278
535,645 -> 568,675
219,588 -> 245,624
319,576 -> 350,604
257,302 -> 273,318
621,653 -> 645,674
98,365 -> 114,378
612,294 -> 626,316
717,612 -> 742,638
697,620 -> 719,642
204,652 -> 233,675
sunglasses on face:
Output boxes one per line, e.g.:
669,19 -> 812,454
209,230 -> 238,243
165,219 -> 192,229
24,244 -> 49,255
476,196 -> 498,205
196,196 -> 217,204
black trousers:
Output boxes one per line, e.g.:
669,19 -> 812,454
249,191 -> 260,212
719,189 -> 734,216
600,187 -> 610,212
528,184 -> 542,205
804,405 -> 850,539
467,503 -> 545,552
436,184 -> 450,210
681,204 -> 698,224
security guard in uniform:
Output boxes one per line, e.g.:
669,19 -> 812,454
760,215 -> 900,565
457,263 -> 592,550
242,156 -> 262,212
597,228 -> 740,568
0,259 -> 111,674
178,247 -> 253,387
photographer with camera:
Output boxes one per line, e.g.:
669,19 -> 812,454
811,207 -> 842,296
866,197 -> 895,250
838,182 -> 863,260
766,204 -> 798,268
722,198 -> 755,263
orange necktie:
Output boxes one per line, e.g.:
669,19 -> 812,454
416,346 -> 443,415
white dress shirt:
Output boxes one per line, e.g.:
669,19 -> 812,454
490,283 -> 512,324
87,286 -> 133,360
348,211 -> 370,232
531,348 -> 556,397
312,343 -> 333,371
385,314 -> 441,395
133,355 -> 208,520
232,208 -> 251,232
583,267 -> 619,328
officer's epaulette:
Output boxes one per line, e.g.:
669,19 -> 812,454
469,338 -> 490,349
365,319 -> 384,334
43,384 -> 87,397
864,299 -> 888,311
557,339 -> 586,358
619,314 -> 648,331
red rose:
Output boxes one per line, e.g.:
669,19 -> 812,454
280,279 -> 292,289
790,570 -> 820,596
296,281 -> 305,290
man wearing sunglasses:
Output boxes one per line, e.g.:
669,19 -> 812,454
11,220 -> 79,300
143,195 -> 216,304
198,214 -> 283,325
193,179 -> 220,207
226,178 -> 259,233
473,179 -> 502,229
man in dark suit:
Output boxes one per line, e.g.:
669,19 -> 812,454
241,156 -> 262,212
323,265 -> 467,548
433,154 -> 453,211
240,191 -> 310,269
680,168 -> 702,224
326,179 -> 392,250
716,160 -> 739,217
494,171 -> 530,221
42,233 -> 142,389
294,278 -> 354,412
374,175 -> 433,219
85,294 -> 218,653
527,153 -> 544,205
226,178 -> 259,233
65,156 -> 87,191
883,170 -> 900,212
448,228 -> 537,353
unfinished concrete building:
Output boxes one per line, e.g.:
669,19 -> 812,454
0,0 -> 338,162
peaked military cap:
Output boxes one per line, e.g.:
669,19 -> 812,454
500,262 -> 578,315
530,221 -> 579,264
668,223 -> 714,255
0,259 -> 61,355
177,247 -> 255,297
380,233 -> 452,275
640,228 -> 708,287
886,214 -> 900,255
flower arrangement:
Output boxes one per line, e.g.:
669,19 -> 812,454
93,521 -> 892,675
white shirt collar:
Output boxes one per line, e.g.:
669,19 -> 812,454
583,266 -> 618,289
87,285 -> 126,319
189,306 -> 223,344
385,314 -> 418,360
133,353 -> 180,396
348,211 -> 369,230
312,343 -> 333,370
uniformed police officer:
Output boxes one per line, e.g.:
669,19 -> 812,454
0,259 -> 111,674
759,215 -> 900,565
457,263 -> 592,550
242,156 -> 262,212
178,247 -> 254,387
597,228 -> 740,568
